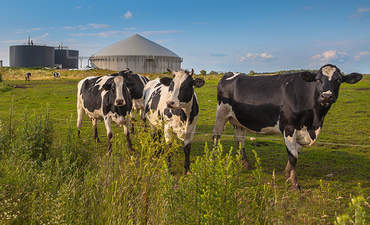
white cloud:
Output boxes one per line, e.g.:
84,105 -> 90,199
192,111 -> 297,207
64,24 -> 110,30
1,33 -> 49,44
352,7 -> 370,17
311,50 -> 348,64
70,30 -> 128,38
357,7 -> 370,13
139,30 -> 183,36
354,51 -> 370,60
124,10 -> 133,19
15,27 -> 41,34
240,52 -> 274,62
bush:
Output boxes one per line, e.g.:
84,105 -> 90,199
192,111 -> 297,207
248,70 -> 255,75
209,70 -> 218,75
0,109 -> 367,224
199,70 -> 207,75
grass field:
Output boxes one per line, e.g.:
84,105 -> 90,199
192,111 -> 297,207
0,68 -> 369,224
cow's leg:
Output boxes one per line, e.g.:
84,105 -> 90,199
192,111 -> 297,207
283,126 -> 302,190
234,126 -> 249,168
123,122 -> 135,152
183,130 -> 195,174
212,103 -> 230,147
103,117 -> 113,155
92,118 -> 100,143
183,142 -> 191,174
76,101 -> 84,137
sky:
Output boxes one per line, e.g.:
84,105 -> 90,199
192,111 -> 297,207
0,0 -> 369,73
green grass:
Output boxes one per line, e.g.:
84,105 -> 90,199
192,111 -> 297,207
0,68 -> 369,224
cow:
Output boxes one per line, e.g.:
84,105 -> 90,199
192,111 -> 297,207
53,72 -> 61,79
212,64 -> 362,190
77,71 -> 134,154
120,68 -> 150,122
143,69 -> 205,173
25,72 -> 31,81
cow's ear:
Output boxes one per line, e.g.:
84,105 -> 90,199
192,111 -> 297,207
118,71 -> 129,79
160,77 -> 172,86
342,73 -> 362,84
193,78 -> 205,88
301,71 -> 317,82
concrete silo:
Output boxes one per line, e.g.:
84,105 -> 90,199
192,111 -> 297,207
90,34 -> 182,73
55,48 -> 79,69
9,45 -> 55,68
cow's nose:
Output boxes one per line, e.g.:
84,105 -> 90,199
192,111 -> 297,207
320,93 -> 333,101
166,101 -> 175,108
115,99 -> 124,106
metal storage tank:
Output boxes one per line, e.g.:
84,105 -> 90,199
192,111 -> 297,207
0,60 -> 3,67
9,45 -> 55,68
55,49 -> 79,69
90,34 -> 182,73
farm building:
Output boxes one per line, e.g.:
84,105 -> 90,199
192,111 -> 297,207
9,39 -> 79,68
90,34 -> 182,73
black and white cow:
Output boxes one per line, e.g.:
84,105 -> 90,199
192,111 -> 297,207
53,72 -> 61,79
213,64 -> 362,189
143,69 -> 205,173
25,72 -> 31,81
120,69 -> 150,121
77,71 -> 133,154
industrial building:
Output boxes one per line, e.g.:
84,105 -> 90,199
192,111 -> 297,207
9,39 -> 79,68
55,48 -> 79,69
0,60 -> 3,67
10,45 -> 55,68
90,34 -> 182,73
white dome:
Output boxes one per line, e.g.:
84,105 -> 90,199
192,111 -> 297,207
93,33 -> 180,57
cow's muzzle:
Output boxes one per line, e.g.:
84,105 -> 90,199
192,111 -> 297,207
166,101 -> 175,108
319,93 -> 335,106
115,99 -> 125,106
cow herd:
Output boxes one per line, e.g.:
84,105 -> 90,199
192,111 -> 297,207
76,65 -> 362,190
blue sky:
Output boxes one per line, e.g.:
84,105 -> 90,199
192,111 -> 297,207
0,0 -> 369,73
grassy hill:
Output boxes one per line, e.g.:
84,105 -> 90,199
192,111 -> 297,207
0,68 -> 369,224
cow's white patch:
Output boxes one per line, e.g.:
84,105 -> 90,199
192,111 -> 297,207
226,72 -> 240,80
113,76 -> 125,105
321,66 -> 336,81
283,130 -> 301,158
296,126 -> 321,146
213,102 -> 233,136
96,76 -> 113,90
322,90 -> 333,95
260,120 -> 281,134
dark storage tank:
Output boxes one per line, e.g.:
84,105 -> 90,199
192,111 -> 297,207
55,49 -> 79,69
9,45 -> 55,68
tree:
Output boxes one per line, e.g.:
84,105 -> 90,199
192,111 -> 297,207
199,70 -> 207,75
209,70 -> 218,75
248,70 -> 255,75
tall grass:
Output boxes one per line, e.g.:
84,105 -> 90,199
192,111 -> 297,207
0,109 -> 368,224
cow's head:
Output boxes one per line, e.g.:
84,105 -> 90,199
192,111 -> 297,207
160,69 -> 205,109
102,75 -> 129,106
301,64 -> 362,107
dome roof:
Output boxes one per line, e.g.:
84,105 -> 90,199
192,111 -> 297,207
92,34 -> 180,57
